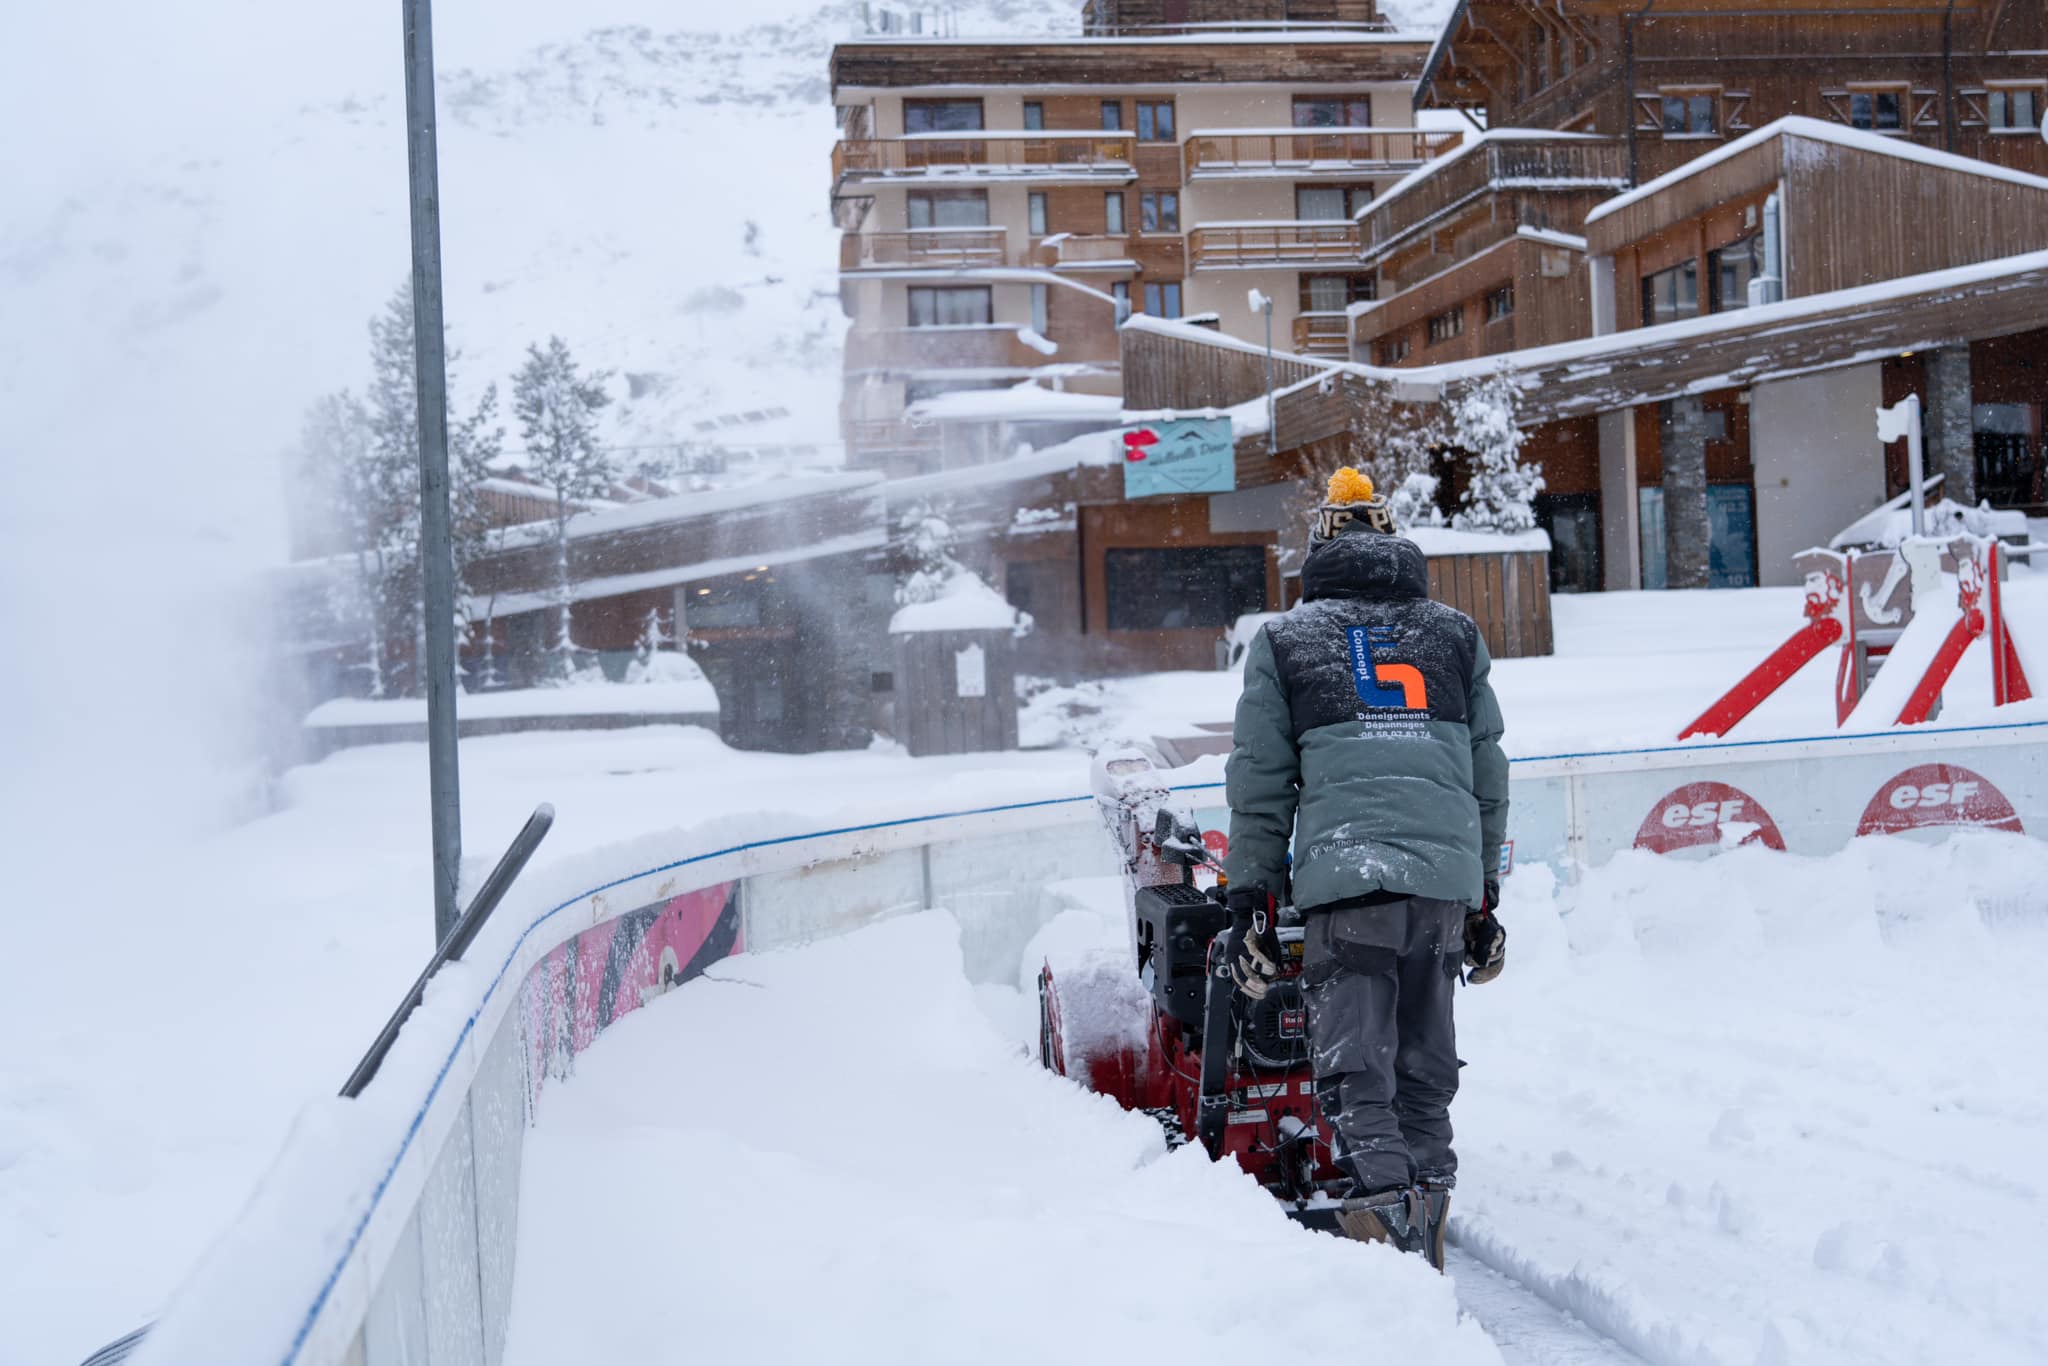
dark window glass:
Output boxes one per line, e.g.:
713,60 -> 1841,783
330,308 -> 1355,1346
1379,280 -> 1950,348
1104,547 -> 1267,630
1137,100 -> 1175,141
907,286 -> 992,326
1143,281 -> 1182,318
1100,100 -> 1123,131
1139,191 -> 1179,232
1989,89 -> 2041,131
1377,336 -> 1411,365
1291,95 -> 1371,128
1004,560 -> 1057,616
1305,274 -> 1363,312
1427,306 -> 1464,345
1535,494 -> 1602,594
906,190 -> 988,229
1662,93 -> 1715,135
1850,90 -> 1904,131
1111,281 -> 1131,314
903,99 -> 984,134
1022,101 -> 1044,132
1485,284 -> 1515,322
1709,235 -> 1763,312
1640,260 -> 1698,326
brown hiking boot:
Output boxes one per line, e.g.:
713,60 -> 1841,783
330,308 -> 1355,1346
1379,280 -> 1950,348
1335,1187 -> 1426,1256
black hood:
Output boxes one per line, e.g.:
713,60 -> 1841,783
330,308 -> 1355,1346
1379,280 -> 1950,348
1300,530 -> 1429,603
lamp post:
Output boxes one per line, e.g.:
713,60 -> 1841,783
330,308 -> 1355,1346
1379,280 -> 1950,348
1248,288 -> 1276,457
402,0 -> 463,943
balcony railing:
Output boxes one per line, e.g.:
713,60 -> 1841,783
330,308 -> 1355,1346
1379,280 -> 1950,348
843,324 -> 1050,373
1183,128 -> 1462,179
1381,217 -> 1521,293
1187,220 -> 1360,269
1292,312 -> 1351,358
1361,137 -> 1626,263
844,418 -> 942,458
833,132 -> 1136,183
1034,233 -> 1137,269
841,228 -> 1009,271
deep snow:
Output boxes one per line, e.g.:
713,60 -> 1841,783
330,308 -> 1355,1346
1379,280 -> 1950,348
500,830 -> 2048,1366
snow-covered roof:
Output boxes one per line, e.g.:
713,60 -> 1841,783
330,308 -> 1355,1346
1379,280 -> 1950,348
902,382 -> 1125,425
1352,128 -> 1613,222
1345,225 -> 1584,320
489,471 -> 883,550
888,572 -> 1029,635
838,31 -> 1436,51
1120,310 -> 1341,367
1584,116 -> 2048,229
473,529 -> 886,621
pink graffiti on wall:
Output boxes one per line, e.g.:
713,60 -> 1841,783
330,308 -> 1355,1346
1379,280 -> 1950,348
520,881 -> 741,1110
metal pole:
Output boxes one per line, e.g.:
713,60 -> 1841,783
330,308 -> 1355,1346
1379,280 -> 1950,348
403,0 -> 463,942
1905,392 -> 1927,539
1264,307 -> 1276,457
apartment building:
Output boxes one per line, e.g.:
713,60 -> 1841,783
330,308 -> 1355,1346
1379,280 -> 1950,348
829,0 -> 1440,476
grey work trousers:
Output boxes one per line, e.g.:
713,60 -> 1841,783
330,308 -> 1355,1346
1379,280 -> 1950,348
1301,895 -> 1465,1193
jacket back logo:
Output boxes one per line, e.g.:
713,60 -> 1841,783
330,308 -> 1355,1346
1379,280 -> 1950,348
1347,626 -> 1429,710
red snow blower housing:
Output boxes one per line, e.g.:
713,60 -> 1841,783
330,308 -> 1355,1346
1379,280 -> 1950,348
1039,750 -> 1347,1226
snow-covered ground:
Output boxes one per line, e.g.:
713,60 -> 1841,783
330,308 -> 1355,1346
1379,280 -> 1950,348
501,829 -> 2048,1366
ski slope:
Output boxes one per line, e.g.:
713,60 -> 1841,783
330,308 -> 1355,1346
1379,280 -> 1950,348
500,835 -> 2048,1366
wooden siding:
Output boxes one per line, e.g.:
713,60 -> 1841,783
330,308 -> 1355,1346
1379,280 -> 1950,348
1425,550 -> 1553,660
1356,233 -> 1589,361
831,39 -> 1429,91
1119,321 -> 1331,410
891,629 -> 1019,756
1078,499 -> 1281,672
1084,0 -> 1387,35
1583,134 -> 1783,256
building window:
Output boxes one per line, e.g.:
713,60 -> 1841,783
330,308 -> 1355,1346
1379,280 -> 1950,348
1989,86 -> 2042,132
1304,274 -> 1371,312
1111,280 -> 1131,317
1484,284 -> 1515,323
1426,306 -> 1464,345
1640,260 -> 1698,327
1100,99 -> 1123,131
1661,91 -> 1717,137
1292,95 -> 1372,128
1849,87 -> 1905,132
903,99 -> 984,134
1377,336 -> 1411,365
1104,191 -> 1126,235
1139,191 -> 1180,233
1137,100 -> 1176,142
1027,191 -> 1048,236
1030,283 -> 1049,336
1143,280 -> 1183,318
1005,560 -> 1057,617
1023,101 -> 1044,132
1294,185 -> 1348,221
907,285 -> 992,326
1709,235 -> 1763,312
907,190 -> 989,229
1104,546 -> 1267,631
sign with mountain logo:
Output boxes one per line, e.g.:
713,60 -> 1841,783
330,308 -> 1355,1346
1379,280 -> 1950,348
1117,417 -> 1236,499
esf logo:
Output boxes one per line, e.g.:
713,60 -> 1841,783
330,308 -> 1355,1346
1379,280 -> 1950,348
1886,779 -> 1980,810
1346,626 -> 1429,711
1661,798 -> 1748,829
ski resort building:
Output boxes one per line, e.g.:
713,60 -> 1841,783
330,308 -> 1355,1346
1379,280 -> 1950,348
828,0 -> 1442,477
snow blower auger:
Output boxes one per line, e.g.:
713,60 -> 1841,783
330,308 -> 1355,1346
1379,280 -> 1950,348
1037,746 -> 1350,1229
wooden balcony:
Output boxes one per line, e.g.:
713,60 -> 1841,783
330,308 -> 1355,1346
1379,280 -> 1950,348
1034,234 -> 1137,269
1292,312 -> 1351,358
841,228 -> 1009,271
1183,128 -> 1461,180
1382,217 -> 1519,293
1187,220 -> 1360,270
843,325 -> 1052,373
833,132 -> 1136,185
844,418 -> 941,461
1361,136 -> 1626,264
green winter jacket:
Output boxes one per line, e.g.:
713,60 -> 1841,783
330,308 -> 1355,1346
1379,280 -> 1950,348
1224,529 -> 1509,910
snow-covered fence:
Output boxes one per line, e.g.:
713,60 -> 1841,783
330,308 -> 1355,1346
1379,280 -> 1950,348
132,719 -> 2048,1365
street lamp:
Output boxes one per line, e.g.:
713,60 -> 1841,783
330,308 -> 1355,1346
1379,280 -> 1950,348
1248,288 -> 1276,457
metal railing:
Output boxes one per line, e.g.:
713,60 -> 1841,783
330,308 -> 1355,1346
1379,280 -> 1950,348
1187,220 -> 1360,269
1035,233 -> 1135,268
834,134 -> 1135,182
78,804 -> 556,1366
1182,128 -> 1460,179
840,228 -> 1009,270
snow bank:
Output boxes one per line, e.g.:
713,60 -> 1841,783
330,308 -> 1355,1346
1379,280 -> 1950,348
1406,526 -> 1552,556
1829,496 -> 2028,550
499,911 -> 1502,1366
890,572 -> 1030,635
304,673 -> 719,727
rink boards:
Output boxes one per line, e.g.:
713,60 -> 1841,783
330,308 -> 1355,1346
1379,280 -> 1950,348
130,719 -> 2048,1366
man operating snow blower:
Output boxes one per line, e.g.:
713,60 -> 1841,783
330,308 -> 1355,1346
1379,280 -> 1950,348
1222,468 -> 1509,1267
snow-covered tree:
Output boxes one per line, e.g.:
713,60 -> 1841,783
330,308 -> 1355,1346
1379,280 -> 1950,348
513,335 -> 614,682
630,606 -> 671,681
296,391 -> 396,695
1387,471 -> 1447,531
896,506 -> 961,608
1448,373 -> 1544,534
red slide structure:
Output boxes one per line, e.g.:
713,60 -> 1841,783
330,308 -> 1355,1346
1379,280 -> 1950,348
1894,538 -> 2032,725
1680,553 -> 1853,740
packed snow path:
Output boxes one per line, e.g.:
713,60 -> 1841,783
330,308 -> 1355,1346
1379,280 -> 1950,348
501,833 -> 2048,1366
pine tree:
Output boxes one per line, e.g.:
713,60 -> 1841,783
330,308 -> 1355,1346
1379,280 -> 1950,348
1449,374 -> 1544,534
297,391 -> 394,696
628,607 -> 672,683
512,336 -> 614,682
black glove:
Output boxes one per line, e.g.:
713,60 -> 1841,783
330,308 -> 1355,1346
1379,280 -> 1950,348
1225,887 -> 1282,999
1464,881 -> 1505,985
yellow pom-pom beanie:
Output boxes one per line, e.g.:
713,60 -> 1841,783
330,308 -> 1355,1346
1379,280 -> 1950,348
1325,467 -> 1376,506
